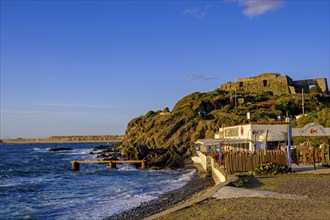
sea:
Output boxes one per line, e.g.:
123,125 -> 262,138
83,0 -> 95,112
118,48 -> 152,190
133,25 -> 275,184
0,143 -> 197,220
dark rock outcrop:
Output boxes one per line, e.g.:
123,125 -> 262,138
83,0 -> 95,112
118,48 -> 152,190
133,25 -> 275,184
49,147 -> 73,152
90,144 -> 121,160
119,90 -> 241,169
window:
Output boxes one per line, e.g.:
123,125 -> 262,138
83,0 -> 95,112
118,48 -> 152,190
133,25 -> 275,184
263,80 -> 267,87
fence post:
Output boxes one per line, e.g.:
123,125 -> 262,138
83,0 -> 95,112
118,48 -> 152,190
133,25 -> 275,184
224,154 -> 228,173
287,125 -> 292,170
313,147 -> 316,170
296,147 -> 300,165
328,146 -> 330,165
219,142 -> 223,165
320,146 -> 325,163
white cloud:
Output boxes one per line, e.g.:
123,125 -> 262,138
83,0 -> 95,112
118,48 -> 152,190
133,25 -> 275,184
231,0 -> 285,17
182,5 -> 210,19
186,73 -> 218,81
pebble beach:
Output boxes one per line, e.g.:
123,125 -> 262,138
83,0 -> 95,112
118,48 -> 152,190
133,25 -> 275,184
155,173 -> 330,220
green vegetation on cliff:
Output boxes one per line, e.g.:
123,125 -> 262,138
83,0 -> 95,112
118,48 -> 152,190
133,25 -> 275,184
291,107 -> 330,147
120,87 -> 330,169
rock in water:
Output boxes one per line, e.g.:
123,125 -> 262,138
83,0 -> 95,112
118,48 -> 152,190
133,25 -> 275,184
49,147 -> 73,152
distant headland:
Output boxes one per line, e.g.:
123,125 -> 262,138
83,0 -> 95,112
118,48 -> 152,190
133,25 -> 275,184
0,135 -> 124,144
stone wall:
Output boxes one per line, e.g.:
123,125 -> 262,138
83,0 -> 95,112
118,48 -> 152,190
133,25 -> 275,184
220,73 -> 329,95
293,78 -> 329,94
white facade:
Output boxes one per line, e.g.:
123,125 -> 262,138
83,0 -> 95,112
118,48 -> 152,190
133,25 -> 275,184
215,123 -> 288,152
195,139 -> 222,153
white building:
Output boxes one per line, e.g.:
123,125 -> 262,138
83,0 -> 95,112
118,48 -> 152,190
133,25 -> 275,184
195,123 -> 289,153
195,139 -> 222,153
215,123 -> 289,152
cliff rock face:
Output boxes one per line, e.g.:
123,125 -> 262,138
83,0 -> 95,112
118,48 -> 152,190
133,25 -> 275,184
120,90 -> 245,169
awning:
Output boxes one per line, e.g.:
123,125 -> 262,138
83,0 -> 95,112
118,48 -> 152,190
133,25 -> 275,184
195,138 -> 251,145
195,139 -> 223,145
220,139 -> 252,144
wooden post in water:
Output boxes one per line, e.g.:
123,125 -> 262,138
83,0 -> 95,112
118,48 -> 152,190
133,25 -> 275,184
141,160 -> 146,169
71,161 -> 80,171
108,161 -> 116,169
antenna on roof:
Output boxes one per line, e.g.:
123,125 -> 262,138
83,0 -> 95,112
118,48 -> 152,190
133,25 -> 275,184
235,77 -> 237,109
302,88 -> 305,115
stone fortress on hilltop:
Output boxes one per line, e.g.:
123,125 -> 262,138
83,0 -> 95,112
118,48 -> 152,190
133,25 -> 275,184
220,73 -> 329,96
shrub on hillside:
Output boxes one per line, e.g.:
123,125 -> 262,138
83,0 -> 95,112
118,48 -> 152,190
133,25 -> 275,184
257,100 -> 277,108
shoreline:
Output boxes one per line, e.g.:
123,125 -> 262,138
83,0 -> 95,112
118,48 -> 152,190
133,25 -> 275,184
0,139 -> 122,144
106,169 -> 215,220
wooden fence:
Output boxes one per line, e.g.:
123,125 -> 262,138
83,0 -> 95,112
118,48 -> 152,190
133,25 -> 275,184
292,146 -> 330,165
223,150 -> 288,173
203,146 -> 329,173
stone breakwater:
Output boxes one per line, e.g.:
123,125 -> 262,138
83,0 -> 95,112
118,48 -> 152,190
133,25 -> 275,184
1,135 -> 124,144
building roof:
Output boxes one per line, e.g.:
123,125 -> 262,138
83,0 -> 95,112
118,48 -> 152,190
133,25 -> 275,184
195,138 -> 251,145
222,122 -> 289,129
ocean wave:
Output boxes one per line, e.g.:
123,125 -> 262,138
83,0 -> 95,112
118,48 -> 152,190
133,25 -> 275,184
117,163 -> 138,171
59,192 -> 157,220
33,148 -> 48,153
72,149 -> 94,155
149,169 -> 197,194
0,182 -> 18,188
2,143 -> 198,220
178,169 -> 197,182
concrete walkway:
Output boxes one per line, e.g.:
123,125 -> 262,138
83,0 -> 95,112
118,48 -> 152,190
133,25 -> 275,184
212,186 -> 306,200
291,163 -> 330,174
212,164 -> 330,201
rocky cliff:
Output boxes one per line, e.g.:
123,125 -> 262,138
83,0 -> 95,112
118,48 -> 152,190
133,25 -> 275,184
119,85 -> 330,169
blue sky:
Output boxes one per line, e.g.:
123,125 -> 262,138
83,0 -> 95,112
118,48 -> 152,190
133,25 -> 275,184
1,0 -> 329,138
